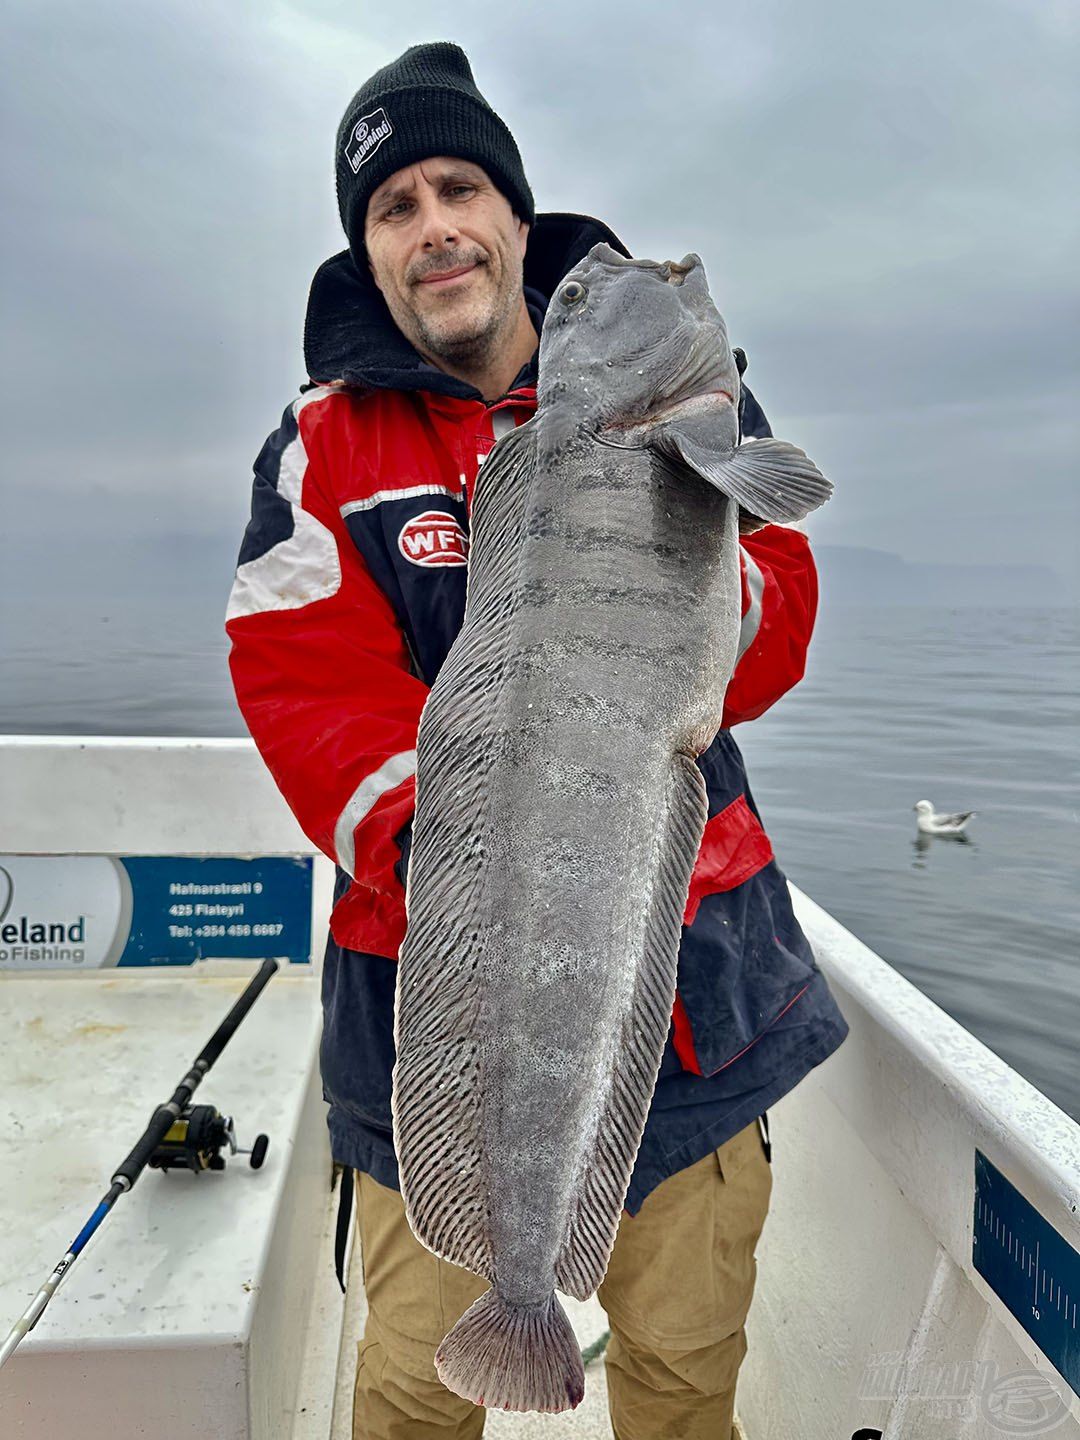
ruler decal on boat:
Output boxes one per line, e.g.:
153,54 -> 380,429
0,854 -> 313,969
974,1149 -> 1080,1394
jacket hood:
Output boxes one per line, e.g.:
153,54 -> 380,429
303,212 -> 630,399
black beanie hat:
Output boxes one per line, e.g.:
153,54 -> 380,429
335,42 -> 535,266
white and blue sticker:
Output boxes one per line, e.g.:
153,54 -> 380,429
0,854 -> 313,969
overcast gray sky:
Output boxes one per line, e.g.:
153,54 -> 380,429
2,0 -> 1077,595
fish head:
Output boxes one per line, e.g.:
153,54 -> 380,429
537,243 -> 833,528
537,243 -> 740,452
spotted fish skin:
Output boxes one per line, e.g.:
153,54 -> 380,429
393,245 -> 832,1414
465,441 -> 740,1297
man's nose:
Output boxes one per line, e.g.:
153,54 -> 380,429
415,192 -> 461,250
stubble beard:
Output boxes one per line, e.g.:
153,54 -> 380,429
406,253 -> 523,371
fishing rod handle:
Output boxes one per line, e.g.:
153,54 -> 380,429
197,958 -> 279,1070
1,963 -> 281,1367
112,1104 -> 183,1189
112,961 -> 278,1188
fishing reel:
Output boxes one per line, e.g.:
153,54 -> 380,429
148,1104 -> 269,1175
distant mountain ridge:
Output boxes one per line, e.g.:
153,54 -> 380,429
1,535 -> 1069,610
815,546 -> 1065,608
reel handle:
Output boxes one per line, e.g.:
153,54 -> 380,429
238,1134 -> 270,1170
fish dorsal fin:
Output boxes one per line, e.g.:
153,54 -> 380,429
654,418 -> 832,525
553,752 -> 708,1300
393,415 -> 538,1279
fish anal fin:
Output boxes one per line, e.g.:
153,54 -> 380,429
393,972 -> 493,1276
553,753 -> 707,1300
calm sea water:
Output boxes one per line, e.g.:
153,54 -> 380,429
4,591 -> 1078,1119
738,604 -> 1079,1122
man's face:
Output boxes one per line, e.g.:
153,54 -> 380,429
364,156 -> 529,368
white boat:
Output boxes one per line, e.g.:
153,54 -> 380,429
0,736 -> 1077,1439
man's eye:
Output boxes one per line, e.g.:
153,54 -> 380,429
386,201 -> 410,218
447,185 -> 474,198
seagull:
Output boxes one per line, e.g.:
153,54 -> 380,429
913,800 -> 976,836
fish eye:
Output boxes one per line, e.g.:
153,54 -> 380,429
559,280 -> 587,306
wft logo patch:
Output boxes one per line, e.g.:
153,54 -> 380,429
398,511 -> 468,568
345,108 -> 393,174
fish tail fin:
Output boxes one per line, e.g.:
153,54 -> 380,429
435,1288 -> 585,1414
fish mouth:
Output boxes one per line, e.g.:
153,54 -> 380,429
588,244 -> 703,286
645,389 -> 733,425
597,388 -> 733,446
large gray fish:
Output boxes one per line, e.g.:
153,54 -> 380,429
393,244 -> 831,1413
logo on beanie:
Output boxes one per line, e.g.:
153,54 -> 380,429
345,108 -> 394,174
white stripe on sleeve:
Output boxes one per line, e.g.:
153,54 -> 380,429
736,551 -> 765,661
477,406 -> 518,467
333,749 -> 417,877
227,389 -> 342,621
340,483 -> 462,517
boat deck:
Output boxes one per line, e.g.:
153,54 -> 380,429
1,737 -> 1077,1438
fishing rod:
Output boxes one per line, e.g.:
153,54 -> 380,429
0,957 -> 278,1370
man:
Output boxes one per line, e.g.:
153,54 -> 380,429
227,41 -> 848,1440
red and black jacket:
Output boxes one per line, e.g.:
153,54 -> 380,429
227,214 -> 848,1210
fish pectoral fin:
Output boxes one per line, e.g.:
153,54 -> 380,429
656,423 -> 833,525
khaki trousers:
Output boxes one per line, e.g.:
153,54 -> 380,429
352,1120 -> 771,1440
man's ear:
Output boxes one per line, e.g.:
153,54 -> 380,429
366,254 -> 383,293
516,217 -> 530,259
